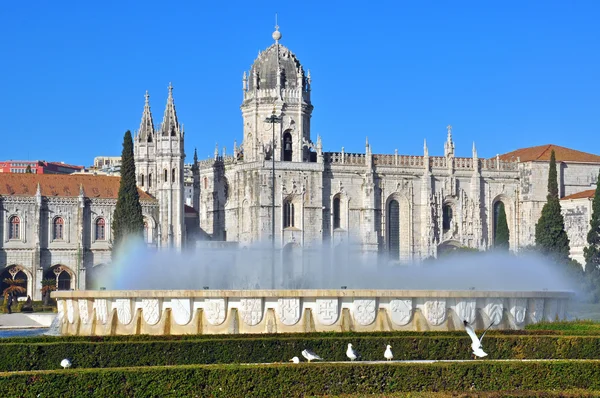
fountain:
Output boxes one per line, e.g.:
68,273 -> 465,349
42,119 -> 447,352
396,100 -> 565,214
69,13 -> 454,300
52,242 -> 574,336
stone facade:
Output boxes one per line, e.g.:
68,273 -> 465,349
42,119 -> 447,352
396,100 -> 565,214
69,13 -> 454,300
0,174 -> 158,300
193,29 -> 600,264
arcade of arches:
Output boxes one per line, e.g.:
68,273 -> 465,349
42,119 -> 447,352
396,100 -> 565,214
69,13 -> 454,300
0,264 -> 74,300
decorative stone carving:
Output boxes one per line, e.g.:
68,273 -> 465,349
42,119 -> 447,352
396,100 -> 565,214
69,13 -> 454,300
66,299 -> 75,324
316,298 -> 339,326
453,299 -> 476,324
142,299 -> 161,326
510,298 -> 527,324
78,299 -> 92,324
484,299 -> 503,324
529,298 -> 544,323
204,298 -> 227,326
240,298 -> 263,326
171,298 -> 191,325
389,299 -> 412,326
353,299 -> 377,326
115,299 -> 132,325
277,298 -> 301,326
94,299 -> 108,325
424,300 -> 446,326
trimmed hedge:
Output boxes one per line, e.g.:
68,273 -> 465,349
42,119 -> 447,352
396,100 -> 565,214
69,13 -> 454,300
0,328 -> 592,345
1,361 -> 600,397
1,334 -> 600,372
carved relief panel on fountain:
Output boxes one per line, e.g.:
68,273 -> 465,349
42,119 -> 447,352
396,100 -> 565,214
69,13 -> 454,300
142,299 -> 161,325
94,299 -> 108,325
424,300 -> 446,326
204,298 -> 227,326
389,299 -> 412,326
240,298 -> 263,326
353,299 -> 377,326
171,298 -> 192,325
316,298 -> 339,326
510,298 -> 527,324
277,298 -> 301,326
115,299 -> 132,325
453,299 -> 476,324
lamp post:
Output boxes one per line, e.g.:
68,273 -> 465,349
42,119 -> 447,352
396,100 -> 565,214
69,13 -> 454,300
265,108 -> 281,288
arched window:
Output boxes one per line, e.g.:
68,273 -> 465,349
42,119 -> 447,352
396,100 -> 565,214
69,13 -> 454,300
283,201 -> 295,228
203,177 -> 208,189
8,216 -> 20,239
140,174 -> 144,187
143,220 -> 149,243
95,218 -> 105,241
164,169 -> 168,182
283,131 -> 293,161
442,205 -> 453,233
172,168 -> 176,183
388,200 -> 400,259
147,133 -> 152,143
57,270 -> 71,290
53,217 -> 64,240
149,173 -> 152,188
333,197 -> 341,229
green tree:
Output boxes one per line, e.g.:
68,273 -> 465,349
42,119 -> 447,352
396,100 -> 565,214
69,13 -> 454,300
25,164 -> 32,173
111,130 -> 144,260
494,201 -> 510,250
584,168 -> 600,301
534,150 -> 571,263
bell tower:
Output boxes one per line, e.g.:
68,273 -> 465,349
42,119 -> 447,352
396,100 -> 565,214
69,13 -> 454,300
240,25 -> 314,163
155,83 -> 186,248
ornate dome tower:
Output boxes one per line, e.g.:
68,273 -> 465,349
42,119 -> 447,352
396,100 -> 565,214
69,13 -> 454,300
240,24 -> 314,162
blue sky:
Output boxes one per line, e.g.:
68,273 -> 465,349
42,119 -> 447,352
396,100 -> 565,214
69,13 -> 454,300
1,1 -> 598,166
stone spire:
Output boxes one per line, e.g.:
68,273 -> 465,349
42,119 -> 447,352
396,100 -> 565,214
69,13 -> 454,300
160,83 -> 180,137
192,148 -> 199,173
138,90 -> 155,142
444,124 -> 455,158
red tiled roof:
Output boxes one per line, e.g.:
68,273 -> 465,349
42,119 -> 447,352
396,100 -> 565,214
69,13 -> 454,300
561,189 -> 596,201
498,144 -> 600,163
0,173 -> 154,200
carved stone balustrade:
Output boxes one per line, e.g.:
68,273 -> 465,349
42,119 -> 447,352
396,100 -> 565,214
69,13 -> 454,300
52,289 -> 571,336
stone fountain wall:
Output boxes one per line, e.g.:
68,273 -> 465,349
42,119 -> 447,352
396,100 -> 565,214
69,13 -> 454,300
51,290 -> 571,336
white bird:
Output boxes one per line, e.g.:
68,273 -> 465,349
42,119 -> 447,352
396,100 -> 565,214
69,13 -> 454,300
384,344 -> 394,361
60,358 -> 71,369
346,343 -> 360,361
289,356 -> 300,364
301,349 -> 323,362
463,320 -> 495,359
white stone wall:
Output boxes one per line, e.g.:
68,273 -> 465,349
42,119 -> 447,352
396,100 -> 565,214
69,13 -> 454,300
0,196 -> 159,299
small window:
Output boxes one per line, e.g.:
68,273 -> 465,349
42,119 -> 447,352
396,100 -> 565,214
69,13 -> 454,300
149,173 -> 152,188
172,168 -> 176,183
333,197 -> 341,229
164,169 -> 167,182
143,221 -> 149,243
283,132 -> 293,161
9,216 -> 20,240
203,177 -> 208,190
53,217 -> 64,240
442,205 -> 453,232
283,201 -> 295,228
95,218 -> 106,241
140,174 -> 145,187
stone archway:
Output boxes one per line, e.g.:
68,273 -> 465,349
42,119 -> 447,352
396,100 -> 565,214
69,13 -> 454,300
45,265 -> 75,291
0,265 -> 29,299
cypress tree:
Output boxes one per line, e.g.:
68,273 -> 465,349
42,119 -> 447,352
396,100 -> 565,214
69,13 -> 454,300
112,130 -> 144,259
584,168 -> 600,301
494,202 -> 510,250
534,150 -> 571,263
